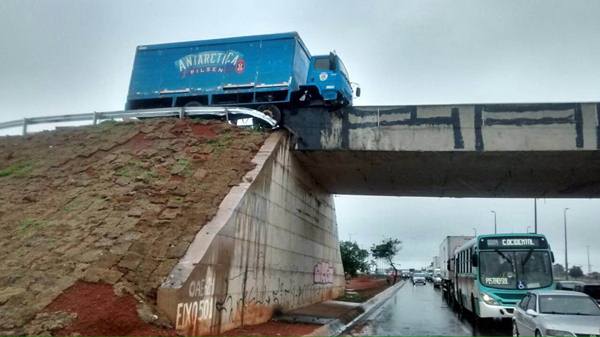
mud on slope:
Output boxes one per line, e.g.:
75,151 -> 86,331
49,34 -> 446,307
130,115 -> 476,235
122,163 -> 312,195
0,119 -> 268,335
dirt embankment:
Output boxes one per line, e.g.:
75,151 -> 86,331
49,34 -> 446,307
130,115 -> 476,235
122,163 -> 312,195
0,119 -> 267,336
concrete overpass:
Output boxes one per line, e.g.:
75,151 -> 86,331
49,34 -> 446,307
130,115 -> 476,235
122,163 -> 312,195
284,103 -> 600,197
158,102 -> 600,335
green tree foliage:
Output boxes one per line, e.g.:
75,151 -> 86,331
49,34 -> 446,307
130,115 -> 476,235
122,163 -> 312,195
340,241 -> 369,277
569,265 -> 584,278
371,238 -> 402,283
553,263 -> 565,277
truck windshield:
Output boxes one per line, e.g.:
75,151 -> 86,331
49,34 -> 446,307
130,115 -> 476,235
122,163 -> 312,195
338,58 -> 350,80
479,251 -> 552,290
314,58 -> 332,71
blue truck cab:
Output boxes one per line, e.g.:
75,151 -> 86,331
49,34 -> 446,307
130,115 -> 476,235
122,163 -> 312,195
125,32 -> 358,124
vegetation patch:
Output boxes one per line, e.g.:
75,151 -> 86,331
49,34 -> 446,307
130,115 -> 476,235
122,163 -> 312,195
0,162 -> 33,178
18,218 -> 45,231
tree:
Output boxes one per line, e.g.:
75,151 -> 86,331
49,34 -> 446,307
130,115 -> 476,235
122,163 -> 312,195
588,271 -> 600,280
371,238 -> 402,284
569,266 -> 584,279
553,263 -> 565,278
340,241 -> 369,277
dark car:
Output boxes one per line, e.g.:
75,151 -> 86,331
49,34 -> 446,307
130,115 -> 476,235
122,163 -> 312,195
555,280 -> 585,291
574,284 -> 600,303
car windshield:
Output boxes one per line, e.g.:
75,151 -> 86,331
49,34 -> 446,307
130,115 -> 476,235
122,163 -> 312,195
539,295 -> 600,315
479,250 -> 552,289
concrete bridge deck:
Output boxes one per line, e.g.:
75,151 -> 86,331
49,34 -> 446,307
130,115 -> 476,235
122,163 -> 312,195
285,103 -> 600,197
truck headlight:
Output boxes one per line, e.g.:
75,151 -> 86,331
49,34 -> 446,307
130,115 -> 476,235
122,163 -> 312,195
545,329 -> 575,336
481,293 -> 498,305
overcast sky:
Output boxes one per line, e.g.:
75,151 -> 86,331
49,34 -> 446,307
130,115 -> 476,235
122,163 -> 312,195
1,0 -> 599,270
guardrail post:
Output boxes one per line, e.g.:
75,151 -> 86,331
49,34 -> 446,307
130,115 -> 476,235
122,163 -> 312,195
179,107 -> 185,119
22,118 -> 28,136
92,111 -> 98,125
225,108 -> 229,123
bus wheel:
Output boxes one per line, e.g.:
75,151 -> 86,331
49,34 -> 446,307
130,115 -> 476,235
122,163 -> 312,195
535,330 -> 542,337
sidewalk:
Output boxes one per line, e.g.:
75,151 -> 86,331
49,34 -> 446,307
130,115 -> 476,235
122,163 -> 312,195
221,278 -> 404,336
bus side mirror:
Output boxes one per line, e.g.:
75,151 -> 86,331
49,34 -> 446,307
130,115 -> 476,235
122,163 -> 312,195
355,87 -> 361,97
551,252 -> 555,263
447,260 -> 451,271
472,253 -> 478,267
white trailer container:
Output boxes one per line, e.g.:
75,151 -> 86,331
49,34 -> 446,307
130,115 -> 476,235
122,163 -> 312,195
439,236 -> 473,301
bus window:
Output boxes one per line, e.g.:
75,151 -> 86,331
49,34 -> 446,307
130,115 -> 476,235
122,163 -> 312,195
515,251 -> 553,289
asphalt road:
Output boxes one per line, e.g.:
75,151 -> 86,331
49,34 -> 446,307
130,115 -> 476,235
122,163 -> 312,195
347,281 -> 512,336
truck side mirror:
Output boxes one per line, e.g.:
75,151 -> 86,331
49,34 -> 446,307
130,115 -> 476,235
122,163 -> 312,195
472,253 -> 478,267
329,52 -> 336,71
355,87 -> 361,97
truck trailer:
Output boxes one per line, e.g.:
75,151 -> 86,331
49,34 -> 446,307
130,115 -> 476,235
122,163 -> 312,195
125,32 -> 358,124
438,236 -> 473,303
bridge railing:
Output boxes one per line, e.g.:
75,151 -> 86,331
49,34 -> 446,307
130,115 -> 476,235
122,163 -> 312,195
0,107 -> 277,136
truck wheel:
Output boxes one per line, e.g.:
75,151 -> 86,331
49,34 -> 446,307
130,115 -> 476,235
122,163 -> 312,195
257,104 -> 282,125
184,101 -> 203,107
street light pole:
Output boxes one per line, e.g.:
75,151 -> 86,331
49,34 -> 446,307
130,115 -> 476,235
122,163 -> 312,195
491,210 -> 497,234
534,199 -> 538,234
564,208 -> 569,280
472,228 -> 477,237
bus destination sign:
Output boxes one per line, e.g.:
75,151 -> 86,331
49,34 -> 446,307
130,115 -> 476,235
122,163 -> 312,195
480,236 -> 548,249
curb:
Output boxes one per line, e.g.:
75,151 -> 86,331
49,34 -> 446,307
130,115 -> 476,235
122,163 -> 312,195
305,281 -> 406,336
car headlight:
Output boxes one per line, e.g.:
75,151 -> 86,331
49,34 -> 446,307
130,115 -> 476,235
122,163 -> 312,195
481,293 -> 498,305
545,329 -> 575,336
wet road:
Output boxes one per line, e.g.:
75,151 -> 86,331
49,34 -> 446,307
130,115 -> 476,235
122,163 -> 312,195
347,281 -> 512,336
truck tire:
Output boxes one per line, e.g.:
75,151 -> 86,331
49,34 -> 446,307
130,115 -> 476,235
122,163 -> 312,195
257,104 -> 282,125
184,101 -> 203,107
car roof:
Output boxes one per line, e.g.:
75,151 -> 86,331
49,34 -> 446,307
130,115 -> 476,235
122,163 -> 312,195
528,290 -> 590,297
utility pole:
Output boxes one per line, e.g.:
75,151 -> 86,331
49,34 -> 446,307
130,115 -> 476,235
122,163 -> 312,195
534,199 -> 538,234
564,208 -> 569,280
587,246 -> 592,275
491,210 -> 497,234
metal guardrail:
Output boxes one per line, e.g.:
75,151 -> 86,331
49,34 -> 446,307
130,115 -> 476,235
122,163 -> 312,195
0,106 -> 278,135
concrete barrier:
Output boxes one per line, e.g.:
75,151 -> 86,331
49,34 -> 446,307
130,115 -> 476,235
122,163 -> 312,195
157,131 -> 345,335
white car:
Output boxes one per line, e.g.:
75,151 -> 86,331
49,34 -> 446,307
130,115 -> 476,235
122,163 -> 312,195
412,272 -> 427,286
513,290 -> 600,336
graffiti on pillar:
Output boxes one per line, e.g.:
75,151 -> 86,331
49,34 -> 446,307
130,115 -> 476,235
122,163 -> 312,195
175,274 -> 216,334
313,262 -> 334,284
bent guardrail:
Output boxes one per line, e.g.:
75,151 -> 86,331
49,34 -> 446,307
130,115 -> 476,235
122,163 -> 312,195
0,106 -> 278,135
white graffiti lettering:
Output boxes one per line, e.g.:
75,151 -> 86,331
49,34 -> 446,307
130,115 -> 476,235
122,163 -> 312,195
175,298 -> 214,332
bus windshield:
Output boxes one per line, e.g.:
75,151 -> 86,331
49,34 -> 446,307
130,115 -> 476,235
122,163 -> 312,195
479,250 -> 552,289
